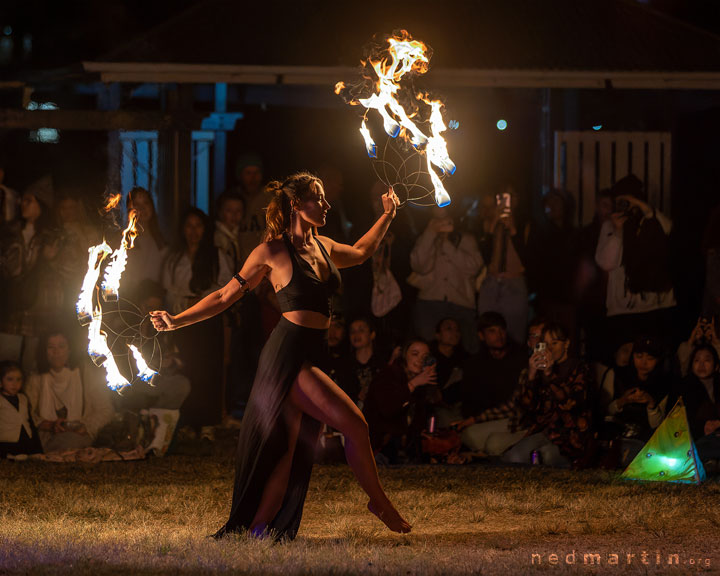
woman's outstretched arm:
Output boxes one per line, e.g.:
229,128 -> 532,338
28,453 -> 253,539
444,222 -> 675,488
319,188 -> 399,269
151,243 -> 271,331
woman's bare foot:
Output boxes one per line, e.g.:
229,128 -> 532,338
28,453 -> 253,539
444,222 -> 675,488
367,500 -> 412,533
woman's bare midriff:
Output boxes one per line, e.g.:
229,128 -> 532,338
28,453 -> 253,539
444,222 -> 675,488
282,310 -> 331,330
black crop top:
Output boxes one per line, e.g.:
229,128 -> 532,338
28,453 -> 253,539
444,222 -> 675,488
275,233 -> 341,317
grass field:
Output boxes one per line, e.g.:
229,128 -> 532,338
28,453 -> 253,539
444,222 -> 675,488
1,455 -> 718,575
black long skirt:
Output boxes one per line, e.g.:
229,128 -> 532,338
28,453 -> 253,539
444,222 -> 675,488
214,317 -> 327,541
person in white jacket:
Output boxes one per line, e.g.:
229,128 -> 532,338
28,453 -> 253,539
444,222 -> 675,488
410,207 -> 484,353
25,331 -> 114,453
595,175 -> 675,357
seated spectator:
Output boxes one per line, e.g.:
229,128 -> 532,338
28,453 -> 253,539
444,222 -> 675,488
449,312 -> 526,454
410,206 -> 484,354
668,344 -> 720,464
0,361 -> 42,457
430,318 -> 466,408
676,316 -> 720,377
363,339 -> 439,462
112,280 -> 191,414
25,330 -> 114,453
526,316 -> 547,357
503,322 -> 594,467
333,316 -> 385,408
599,335 -> 669,466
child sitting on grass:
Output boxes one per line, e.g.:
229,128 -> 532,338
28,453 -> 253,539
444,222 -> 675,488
0,361 -> 42,458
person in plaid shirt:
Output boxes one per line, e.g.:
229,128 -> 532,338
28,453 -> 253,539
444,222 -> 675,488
502,321 -> 594,467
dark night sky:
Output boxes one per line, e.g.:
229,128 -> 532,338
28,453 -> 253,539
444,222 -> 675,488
0,0 -> 719,71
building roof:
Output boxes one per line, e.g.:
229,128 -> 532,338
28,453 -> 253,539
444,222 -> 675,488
84,0 -> 720,89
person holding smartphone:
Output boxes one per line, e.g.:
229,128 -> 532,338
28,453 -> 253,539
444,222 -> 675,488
676,315 -> 720,377
476,185 -> 531,345
502,322 -> 594,467
363,339 -> 439,462
599,335 -> 669,466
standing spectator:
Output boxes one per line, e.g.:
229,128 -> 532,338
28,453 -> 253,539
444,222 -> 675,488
526,189 -> 580,345
701,203 -> 720,318
162,208 -> 232,441
476,185 -> 530,345
577,189 -> 614,362
1,175 -> 58,335
0,361 -> 42,457
450,312 -> 527,454
599,335 -> 669,466
0,161 -> 18,224
124,187 -> 167,294
410,206 -> 483,353
503,322 -> 594,467
25,330 -> 114,452
595,175 -> 675,356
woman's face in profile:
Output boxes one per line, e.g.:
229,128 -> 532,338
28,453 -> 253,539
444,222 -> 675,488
296,182 -> 330,228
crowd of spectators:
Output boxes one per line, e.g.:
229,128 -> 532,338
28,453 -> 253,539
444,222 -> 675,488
1,157 -> 719,475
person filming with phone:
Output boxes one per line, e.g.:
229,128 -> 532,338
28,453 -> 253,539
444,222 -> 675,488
363,339 -> 440,463
501,322 -> 594,467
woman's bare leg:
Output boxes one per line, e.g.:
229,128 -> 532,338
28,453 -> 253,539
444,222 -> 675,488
249,399 -> 303,534
290,365 -> 411,533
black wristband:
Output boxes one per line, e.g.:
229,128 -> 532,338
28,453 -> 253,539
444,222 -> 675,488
233,273 -> 249,292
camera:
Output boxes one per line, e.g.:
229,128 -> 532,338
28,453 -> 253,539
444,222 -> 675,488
423,355 -> 437,368
615,198 -> 631,213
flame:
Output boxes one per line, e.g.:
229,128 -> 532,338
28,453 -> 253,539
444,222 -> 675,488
77,206 -> 145,392
359,120 -> 377,158
76,242 -> 112,325
339,31 -> 456,206
101,209 -> 139,301
87,311 -> 130,390
128,344 -> 157,383
103,193 -> 122,213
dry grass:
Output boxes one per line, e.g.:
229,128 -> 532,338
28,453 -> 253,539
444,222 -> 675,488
1,456 -> 719,575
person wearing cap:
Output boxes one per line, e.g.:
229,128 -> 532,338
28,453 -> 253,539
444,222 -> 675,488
599,335 -> 670,466
595,174 -> 675,357
450,311 -> 527,454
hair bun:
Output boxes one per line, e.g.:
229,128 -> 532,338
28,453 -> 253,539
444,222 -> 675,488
264,181 -> 284,197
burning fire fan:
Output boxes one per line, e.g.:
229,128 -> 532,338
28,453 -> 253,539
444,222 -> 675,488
336,30 -> 457,208
75,195 -> 160,391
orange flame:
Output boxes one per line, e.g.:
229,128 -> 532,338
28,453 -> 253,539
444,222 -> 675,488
338,31 -> 455,207
103,193 -> 122,213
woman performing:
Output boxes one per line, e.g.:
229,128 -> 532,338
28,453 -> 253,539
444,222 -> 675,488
150,172 -> 411,540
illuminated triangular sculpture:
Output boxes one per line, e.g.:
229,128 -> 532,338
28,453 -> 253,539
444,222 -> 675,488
621,398 -> 705,484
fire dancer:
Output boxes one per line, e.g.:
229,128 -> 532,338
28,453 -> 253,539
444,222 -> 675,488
150,172 -> 411,539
